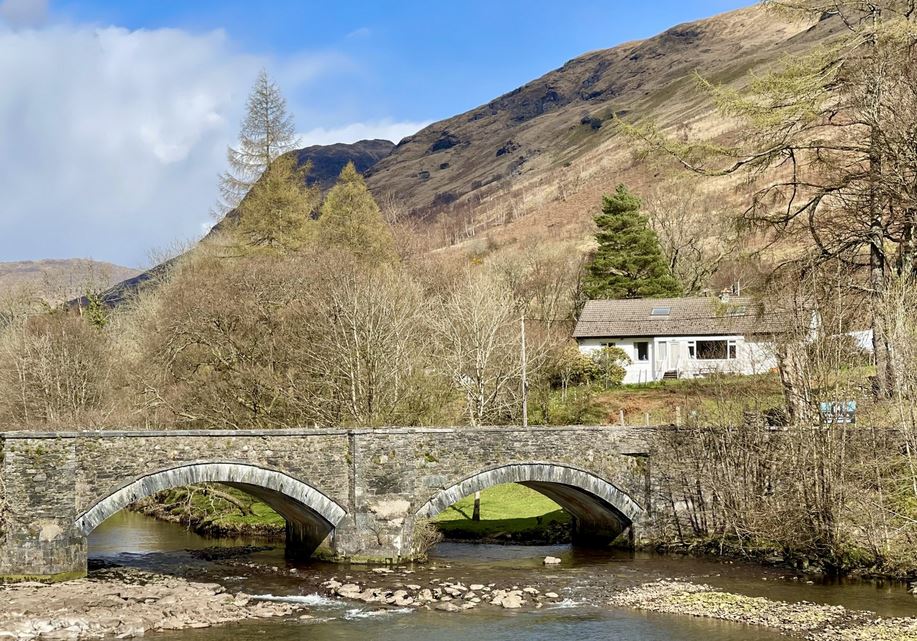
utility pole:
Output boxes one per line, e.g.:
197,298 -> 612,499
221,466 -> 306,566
521,312 -> 528,428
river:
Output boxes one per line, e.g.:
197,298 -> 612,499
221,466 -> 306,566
88,512 -> 915,640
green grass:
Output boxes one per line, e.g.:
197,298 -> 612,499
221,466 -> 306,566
432,483 -> 571,540
156,485 -> 285,534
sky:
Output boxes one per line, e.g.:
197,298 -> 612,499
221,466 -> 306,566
0,0 -> 750,267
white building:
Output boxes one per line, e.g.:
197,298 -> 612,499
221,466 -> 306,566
573,296 -> 790,385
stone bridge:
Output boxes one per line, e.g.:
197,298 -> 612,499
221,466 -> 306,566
0,426 -> 651,581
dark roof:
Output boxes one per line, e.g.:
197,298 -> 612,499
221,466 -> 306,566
573,297 -> 795,338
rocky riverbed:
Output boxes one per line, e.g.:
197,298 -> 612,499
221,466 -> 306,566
610,580 -> 917,641
321,567 -> 565,612
0,568 -> 309,640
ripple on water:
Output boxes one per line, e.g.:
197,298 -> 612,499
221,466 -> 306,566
252,593 -> 340,607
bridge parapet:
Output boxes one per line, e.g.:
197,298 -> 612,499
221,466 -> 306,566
0,426 -> 651,581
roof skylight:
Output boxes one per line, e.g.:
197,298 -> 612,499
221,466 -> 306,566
650,307 -> 671,316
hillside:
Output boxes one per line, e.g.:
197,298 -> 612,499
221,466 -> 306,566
0,259 -> 140,303
362,6 -> 842,254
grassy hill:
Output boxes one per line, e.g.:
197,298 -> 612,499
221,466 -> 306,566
0,259 -> 139,304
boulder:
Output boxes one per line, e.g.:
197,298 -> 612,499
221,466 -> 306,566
543,556 -> 562,565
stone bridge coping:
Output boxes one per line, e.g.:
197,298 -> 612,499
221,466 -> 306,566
0,425 -> 656,439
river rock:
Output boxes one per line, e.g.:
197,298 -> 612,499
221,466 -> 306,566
336,584 -> 362,598
469,584 -> 485,591
499,592 -> 525,609
417,589 -> 434,602
545,592 -> 559,599
543,556 -> 562,565
435,602 -> 462,613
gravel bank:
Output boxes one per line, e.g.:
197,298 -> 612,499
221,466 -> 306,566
609,580 -> 917,641
0,568 -> 307,640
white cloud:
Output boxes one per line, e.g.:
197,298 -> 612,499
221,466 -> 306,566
0,22 -> 351,267
0,0 -> 47,28
298,119 -> 431,147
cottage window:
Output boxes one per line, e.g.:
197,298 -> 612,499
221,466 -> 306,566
692,339 -> 738,360
601,341 -> 617,349
635,341 -> 649,361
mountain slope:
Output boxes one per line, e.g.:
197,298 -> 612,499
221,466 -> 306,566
297,139 -> 395,190
364,6 -> 840,223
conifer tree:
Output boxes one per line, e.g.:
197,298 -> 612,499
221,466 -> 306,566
317,162 -> 397,264
583,185 -> 681,300
217,70 -> 299,213
235,154 -> 319,252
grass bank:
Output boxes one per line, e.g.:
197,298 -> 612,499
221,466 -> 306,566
133,485 -> 285,539
431,484 -> 571,544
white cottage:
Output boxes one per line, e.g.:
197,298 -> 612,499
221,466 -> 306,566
573,296 -> 789,384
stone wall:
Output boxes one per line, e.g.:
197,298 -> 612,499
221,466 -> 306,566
0,426 -> 651,580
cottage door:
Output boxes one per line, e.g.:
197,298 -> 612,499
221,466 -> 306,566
656,341 -> 668,379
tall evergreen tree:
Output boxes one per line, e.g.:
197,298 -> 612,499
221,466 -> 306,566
317,162 -> 397,264
217,70 -> 299,214
583,185 -> 681,300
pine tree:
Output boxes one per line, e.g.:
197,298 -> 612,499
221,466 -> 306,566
583,185 -> 681,300
317,162 -> 397,264
235,154 -> 319,252
217,70 -> 299,214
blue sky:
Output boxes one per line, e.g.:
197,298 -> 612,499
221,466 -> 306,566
0,0 -> 750,267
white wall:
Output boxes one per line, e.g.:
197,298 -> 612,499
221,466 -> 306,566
577,335 -> 778,384
577,337 -> 653,384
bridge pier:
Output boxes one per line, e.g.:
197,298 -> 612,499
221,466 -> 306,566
0,436 -> 88,581
0,529 -> 87,583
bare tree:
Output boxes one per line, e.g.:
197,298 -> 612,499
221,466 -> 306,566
217,70 -> 300,214
431,272 -> 523,426
0,312 -> 113,428
643,178 -> 737,294
292,256 -> 434,426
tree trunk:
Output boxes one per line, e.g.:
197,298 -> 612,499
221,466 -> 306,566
201,485 -> 254,517
776,341 -> 812,425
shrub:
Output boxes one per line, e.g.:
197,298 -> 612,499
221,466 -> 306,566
591,346 -> 629,388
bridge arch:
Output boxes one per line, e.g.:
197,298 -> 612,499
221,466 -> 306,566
416,462 -> 643,544
75,462 -> 346,555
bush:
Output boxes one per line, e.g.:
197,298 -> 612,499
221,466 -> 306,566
591,346 -> 629,388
